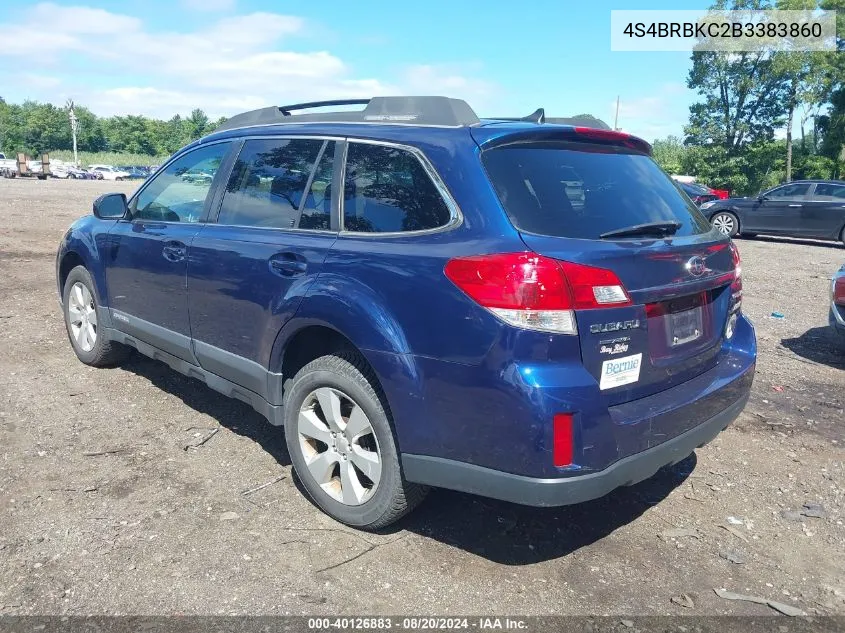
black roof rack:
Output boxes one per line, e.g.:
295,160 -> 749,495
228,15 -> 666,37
214,96 -> 481,132
278,99 -> 370,115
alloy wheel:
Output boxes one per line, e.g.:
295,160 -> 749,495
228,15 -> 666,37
712,213 -> 735,236
67,282 -> 97,352
297,387 -> 382,506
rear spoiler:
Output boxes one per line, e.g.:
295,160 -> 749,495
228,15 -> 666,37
475,126 -> 653,156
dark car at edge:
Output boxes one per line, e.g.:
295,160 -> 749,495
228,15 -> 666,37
701,180 -> 845,244
55,96 -> 756,529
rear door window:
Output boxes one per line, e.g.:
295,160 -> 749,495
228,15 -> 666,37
298,143 -> 336,230
481,142 -> 711,239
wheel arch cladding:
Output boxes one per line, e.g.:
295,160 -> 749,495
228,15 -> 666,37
58,250 -> 86,297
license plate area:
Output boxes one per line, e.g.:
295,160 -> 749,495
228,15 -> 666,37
646,292 -> 712,361
668,306 -> 703,347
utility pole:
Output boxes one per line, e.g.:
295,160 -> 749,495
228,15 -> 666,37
614,95 -> 620,131
67,99 -> 79,166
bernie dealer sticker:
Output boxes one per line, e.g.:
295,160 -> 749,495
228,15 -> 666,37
599,353 -> 643,390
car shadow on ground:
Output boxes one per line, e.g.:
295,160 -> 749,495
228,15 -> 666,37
121,354 -> 292,466
120,353 -> 694,564
389,454 -> 696,565
781,326 -> 845,369
738,234 -> 845,249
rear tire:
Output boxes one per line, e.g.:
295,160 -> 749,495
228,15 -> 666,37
712,211 -> 739,237
840,225 -> 845,245
283,352 -> 427,530
62,266 -> 129,367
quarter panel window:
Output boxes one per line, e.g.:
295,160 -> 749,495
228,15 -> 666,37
343,143 -> 451,233
812,183 -> 845,201
218,138 -> 324,229
132,143 -> 231,223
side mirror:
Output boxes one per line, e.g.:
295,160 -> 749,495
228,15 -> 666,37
93,193 -> 128,219
757,194 -> 768,202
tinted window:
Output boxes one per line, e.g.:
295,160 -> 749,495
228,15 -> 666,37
299,142 -> 335,230
343,143 -> 451,233
132,142 -> 230,223
812,183 -> 845,201
482,142 -> 710,240
218,138 -> 323,229
767,183 -> 810,199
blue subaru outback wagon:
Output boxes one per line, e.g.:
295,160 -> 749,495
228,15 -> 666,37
56,97 -> 756,529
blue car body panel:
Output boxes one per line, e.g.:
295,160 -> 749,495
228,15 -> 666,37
56,115 -> 757,505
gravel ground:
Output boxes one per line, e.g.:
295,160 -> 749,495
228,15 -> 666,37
0,178 -> 843,616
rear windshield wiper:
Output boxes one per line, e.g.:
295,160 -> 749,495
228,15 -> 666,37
600,221 -> 682,239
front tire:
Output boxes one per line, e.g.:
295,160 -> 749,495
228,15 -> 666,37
712,211 -> 739,237
62,266 -> 129,367
283,352 -> 427,530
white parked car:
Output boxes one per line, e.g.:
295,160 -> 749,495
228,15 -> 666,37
88,165 -> 131,181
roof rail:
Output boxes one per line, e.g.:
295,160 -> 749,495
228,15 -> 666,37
213,96 -> 481,132
278,99 -> 370,115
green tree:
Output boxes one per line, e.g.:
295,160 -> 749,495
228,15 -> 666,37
186,108 -> 210,140
22,102 -> 72,154
652,136 -> 687,174
73,105 -> 107,152
0,101 -> 25,155
819,88 -> 845,177
686,0 -> 791,152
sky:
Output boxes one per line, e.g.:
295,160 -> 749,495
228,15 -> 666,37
0,0 -> 721,142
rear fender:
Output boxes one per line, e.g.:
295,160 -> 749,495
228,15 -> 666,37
267,275 -> 424,442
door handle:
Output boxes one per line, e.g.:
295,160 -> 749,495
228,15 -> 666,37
269,253 -> 307,277
162,240 -> 187,262
788,204 -> 802,207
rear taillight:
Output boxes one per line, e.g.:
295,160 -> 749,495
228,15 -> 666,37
726,242 -> 742,339
729,241 -> 742,314
443,253 -> 631,335
833,276 -> 845,306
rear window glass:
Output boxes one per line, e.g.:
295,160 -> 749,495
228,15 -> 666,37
482,142 -> 711,240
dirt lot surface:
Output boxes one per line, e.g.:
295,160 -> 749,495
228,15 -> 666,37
1,178 -> 844,616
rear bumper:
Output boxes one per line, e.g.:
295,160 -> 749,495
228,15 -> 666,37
402,391 -> 748,507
